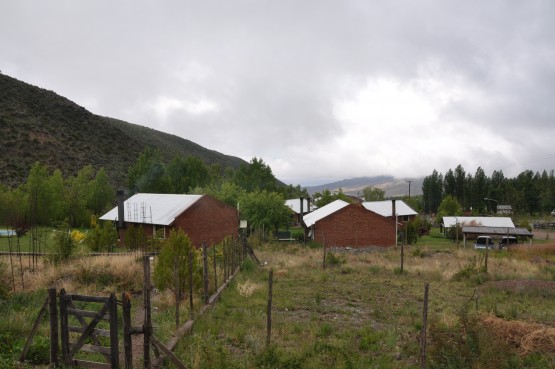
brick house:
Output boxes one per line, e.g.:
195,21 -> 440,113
100,193 -> 238,247
303,199 -> 398,247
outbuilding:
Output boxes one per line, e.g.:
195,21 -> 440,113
100,193 -> 238,247
302,200 -> 398,247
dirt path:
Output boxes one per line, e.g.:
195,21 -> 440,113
131,299 -> 145,367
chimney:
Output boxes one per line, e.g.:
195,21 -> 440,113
391,199 -> 396,218
117,189 -> 125,229
299,197 -> 304,226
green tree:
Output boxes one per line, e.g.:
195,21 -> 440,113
66,166 -> 94,227
313,188 -> 352,207
128,148 -> 170,193
50,225 -> 76,264
203,181 -> 245,207
362,186 -> 385,201
88,168 -> 114,215
24,162 -> 51,225
239,190 -> 290,234
153,229 -> 199,325
167,156 -> 210,193
233,157 -> 277,192
436,195 -> 463,224
86,221 -> 118,252
422,170 -> 443,214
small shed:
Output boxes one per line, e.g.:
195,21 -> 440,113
100,193 -> 238,247
461,226 -> 534,247
442,216 -> 515,235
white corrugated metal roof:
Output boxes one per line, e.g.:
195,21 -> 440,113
285,198 -> 316,214
442,216 -> 515,228
100,193 -> 203,226
302,199 -> 349,227
362,200 -> 417,217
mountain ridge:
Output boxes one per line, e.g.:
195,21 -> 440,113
305,175 -> 424,198
0,73 -> 247,188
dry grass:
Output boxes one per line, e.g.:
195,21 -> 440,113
237,279 -> 262,297
481,314 -> 555,356
1,254 -> 143,295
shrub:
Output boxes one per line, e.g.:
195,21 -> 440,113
325,252 -> 346,267
49,226 -> 76,263
240,258 -> 256,273
86,222 -> 117,252
427,307 -> 548,369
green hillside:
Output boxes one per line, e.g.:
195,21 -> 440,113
0,73 -> 246,188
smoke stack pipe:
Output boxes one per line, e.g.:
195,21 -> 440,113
117,189 -> 125,229
299,197 -> 304,226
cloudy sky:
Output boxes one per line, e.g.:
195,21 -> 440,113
2,1 -> 554,186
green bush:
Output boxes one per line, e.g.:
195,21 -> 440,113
240,258 -> 256,273
86,222 -> 117,252
325,252 -> 346,267
49,226 -> 76,263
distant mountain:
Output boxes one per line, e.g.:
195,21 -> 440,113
305,176 -> 423,198
0,73 -> 246,188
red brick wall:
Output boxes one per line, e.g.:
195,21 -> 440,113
172,195 -> 238,247
312,204 -> 396,247
119,195 -> 238,248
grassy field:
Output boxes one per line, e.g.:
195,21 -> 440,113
1,234 -> 555,368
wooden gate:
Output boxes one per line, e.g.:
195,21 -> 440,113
59,288 -> 119,368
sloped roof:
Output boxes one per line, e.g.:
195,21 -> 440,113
462,226 -> 532,237
285,198 -> 316,214
442,216 -> 515,228
100,193 -> 203,226
362,200 -> 417,217
302,199 -> 349,227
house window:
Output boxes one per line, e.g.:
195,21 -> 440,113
402,215 -> 409,222
153,225 -> 166,239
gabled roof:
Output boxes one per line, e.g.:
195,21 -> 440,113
442,216 -> 515,228
302,199 -> 349,227
362,200 -> 417,217
100,193 -> 203,226
285,198 -> 315,214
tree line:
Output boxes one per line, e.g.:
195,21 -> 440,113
0,162 -> 114,231
0,149 -> 309,235
422,164 -> 555,215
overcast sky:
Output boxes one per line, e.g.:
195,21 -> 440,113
2,1 -> 554,186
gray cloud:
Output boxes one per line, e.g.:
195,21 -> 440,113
1,0 -> 554,184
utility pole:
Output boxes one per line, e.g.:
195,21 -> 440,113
407,180 -> 413,198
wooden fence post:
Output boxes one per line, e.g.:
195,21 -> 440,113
48,288 -> 58,366
109,293 -> 119,369
223,238 -> 227,281
213,243 -> 218,292
420,282 -> 429,369
59,288 -> 69,364
266,269 -> 273,347
323,235 -> 326,269
401,243 -> 404,273
203,241 -> 209,305
485,246 -> 489,273
143,256 -> 152,369
189,248 -> 194,320
174,256 -> 180,328
122,292 -> 132,369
